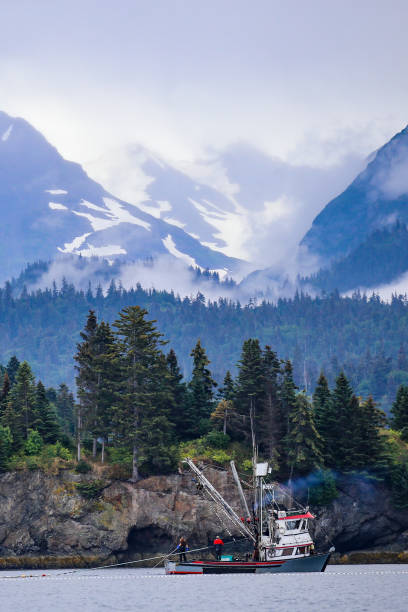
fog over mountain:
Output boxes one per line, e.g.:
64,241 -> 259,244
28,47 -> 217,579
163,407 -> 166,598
86,142 -> 364,269
0,111 -> 241,285
3,106 -> 408,300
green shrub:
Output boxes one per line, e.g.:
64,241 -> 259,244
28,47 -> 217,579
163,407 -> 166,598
242,459 -> 253,472
204,431 -> 231,449
25,430 -> 43,456
76,480 -> 106,499
55,441 -> 71,461
75,459 -> 92,474
211,450 -> 232,464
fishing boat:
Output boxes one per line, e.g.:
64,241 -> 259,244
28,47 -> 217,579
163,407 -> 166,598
165,458 -> 332,575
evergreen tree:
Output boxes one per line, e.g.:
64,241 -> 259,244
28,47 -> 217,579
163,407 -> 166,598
113,306 -> 171,481
56,383 -> 75,436
166,349 -> 189,440
93,321 -> 122,462
312,372 -> 332,456
235,339 -> 265,446
187,340 -> 217,437
280,360 -> 297,444
391,385 -> 408,441
217,370 -> 235,402
7,361 -> 36,444
286,392 -> 323,476
75,310 -> 98,460
356,396 -> 386,467
325,372 -> 354,470
6,356 -> 20,386
34,381 -> 60,444
137,352 -> 177,475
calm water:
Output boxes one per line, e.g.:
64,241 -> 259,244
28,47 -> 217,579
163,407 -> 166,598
0,565 -> 407,611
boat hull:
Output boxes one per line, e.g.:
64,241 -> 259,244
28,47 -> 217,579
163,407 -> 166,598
165,553 -> 330,575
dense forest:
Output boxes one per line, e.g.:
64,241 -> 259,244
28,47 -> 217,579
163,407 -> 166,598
2,306 -> 408,509
2,276 -> 408,412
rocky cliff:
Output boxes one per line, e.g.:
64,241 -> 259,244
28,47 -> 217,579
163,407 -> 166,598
0,469 -> 407,568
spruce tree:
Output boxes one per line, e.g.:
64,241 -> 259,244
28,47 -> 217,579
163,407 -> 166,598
56,383 -> 75,436
324,372 -> 354,469
286,392 -> 323,476
356,396 -> 386,467
187,340 -> 217,437
75,310 -> 98,459
34,381 -> 60,444
93,321 -> 122,462
312,372 -> 331,456
217,371 -> 235,402
235,339 -> 265,446
137,352 -> 177,475
391,385 -> 408,440
166,349 -> 189,440
113,306 -> 169,482
280,360 -> 297,452
8,361 -> 36,442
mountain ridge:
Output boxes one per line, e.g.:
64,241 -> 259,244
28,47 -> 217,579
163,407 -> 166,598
0,110 -> 242,283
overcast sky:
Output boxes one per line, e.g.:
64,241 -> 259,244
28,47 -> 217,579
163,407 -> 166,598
1,0 -> 408,168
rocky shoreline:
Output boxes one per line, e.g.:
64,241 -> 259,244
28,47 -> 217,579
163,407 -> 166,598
0,468 -> 407,570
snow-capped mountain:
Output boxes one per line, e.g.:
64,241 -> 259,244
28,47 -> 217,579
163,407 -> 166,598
0,111 -> 241,283
87,143 -> 363,270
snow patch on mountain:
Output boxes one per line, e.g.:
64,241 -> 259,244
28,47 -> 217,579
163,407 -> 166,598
49,202 -> 68,210
162,234 -> 198,268
163,217 -> 186,228
76,243 -> 127,257
102,197 -> 151,230
1,124 -> 13,142
58,233 -> 91,253
79,199 -> 112,215
137,199 -> 172,218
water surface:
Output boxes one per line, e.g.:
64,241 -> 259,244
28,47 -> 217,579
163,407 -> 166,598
0,565 -> 407,611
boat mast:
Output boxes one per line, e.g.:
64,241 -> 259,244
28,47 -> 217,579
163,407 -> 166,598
230,460 -> 251,519
185,458 -> 256,543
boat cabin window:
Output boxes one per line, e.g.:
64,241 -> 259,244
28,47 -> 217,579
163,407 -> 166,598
283,547 -> 294,555
286,520 -> 301,530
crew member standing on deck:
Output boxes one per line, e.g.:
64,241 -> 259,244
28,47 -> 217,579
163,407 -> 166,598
213,536 -> 224,560
177,536 -> 189,562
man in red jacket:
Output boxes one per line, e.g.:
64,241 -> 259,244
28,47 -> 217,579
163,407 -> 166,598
213,536 -> 224,561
